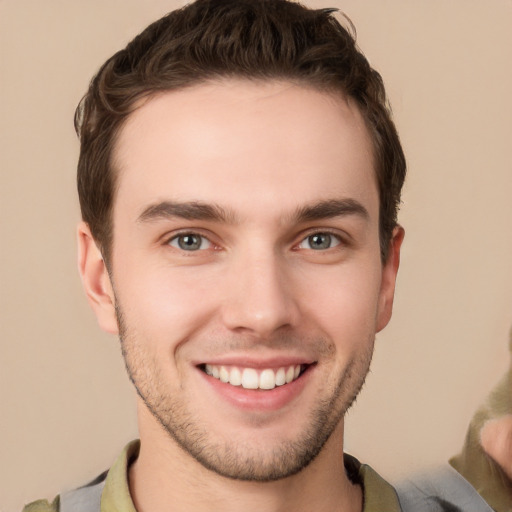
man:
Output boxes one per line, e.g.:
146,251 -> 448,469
25,0 -> 406,510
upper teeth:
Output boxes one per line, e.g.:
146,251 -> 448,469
205,364 -> 302,390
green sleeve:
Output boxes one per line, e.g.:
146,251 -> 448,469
22,495 -> 59,512
449,330 -> 512,511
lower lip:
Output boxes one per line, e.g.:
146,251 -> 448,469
199,366 -> 313,412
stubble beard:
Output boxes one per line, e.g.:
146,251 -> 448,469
117,306 -> 374,482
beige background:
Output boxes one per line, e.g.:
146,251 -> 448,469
1,1 -> 511,510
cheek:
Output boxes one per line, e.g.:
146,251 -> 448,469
113,247 -> 383,355
296,263 -> 382,342
115,262 -> 220,345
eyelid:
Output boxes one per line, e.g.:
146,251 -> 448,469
160,227 -> 350,252
163,229 -> 219,251
294,228 -> 348,250
169,234 -> 211,251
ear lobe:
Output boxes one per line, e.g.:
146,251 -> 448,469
376,226 -> 405,333
77,222 -> 119,335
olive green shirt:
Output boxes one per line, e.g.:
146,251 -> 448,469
449,331 -> 512,511
24,440 -> 401,512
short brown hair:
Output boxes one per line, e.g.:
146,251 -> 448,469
75,0 -> 406,264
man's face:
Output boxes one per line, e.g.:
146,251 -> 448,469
87,80 -> 401,481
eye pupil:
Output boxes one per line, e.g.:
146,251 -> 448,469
178,235 -> 201,250
309,233 -> 331,250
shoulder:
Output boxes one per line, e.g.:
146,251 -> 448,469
22,496 -> 60,512
395,465 -> 494,512
21,441 -> 138,512
344,454 -> 402,512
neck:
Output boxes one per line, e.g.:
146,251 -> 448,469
129,407 -> 362,512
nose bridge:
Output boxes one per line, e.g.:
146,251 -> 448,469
221,242 -> 298,336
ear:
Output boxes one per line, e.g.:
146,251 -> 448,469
376,225 -> 405,332
77,222 -> 119,334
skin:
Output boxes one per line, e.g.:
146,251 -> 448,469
480,415 -> 512,481
78,80 -> 403,512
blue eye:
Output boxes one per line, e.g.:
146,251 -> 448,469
299,233 -> 341,250
169,234 -> 211,251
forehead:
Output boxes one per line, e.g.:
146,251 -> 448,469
113,79 -> 377,222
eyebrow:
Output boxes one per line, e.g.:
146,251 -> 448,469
137,201 -> 238,224
293,199 -> 369,223
137,198 -> 369,225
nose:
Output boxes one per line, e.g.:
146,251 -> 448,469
220,249 -> 300,337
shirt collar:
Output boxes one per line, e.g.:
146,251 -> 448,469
101,441 -> 401,512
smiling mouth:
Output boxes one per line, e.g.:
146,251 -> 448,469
201,364 -> 310,390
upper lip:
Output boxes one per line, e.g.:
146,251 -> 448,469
195,355 -> 315,369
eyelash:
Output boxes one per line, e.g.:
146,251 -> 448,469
166,232 -> 215,252
296,231 -> 343,251
165,229 -> 346,253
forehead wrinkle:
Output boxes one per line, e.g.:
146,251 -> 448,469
137,200 -> 239,224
